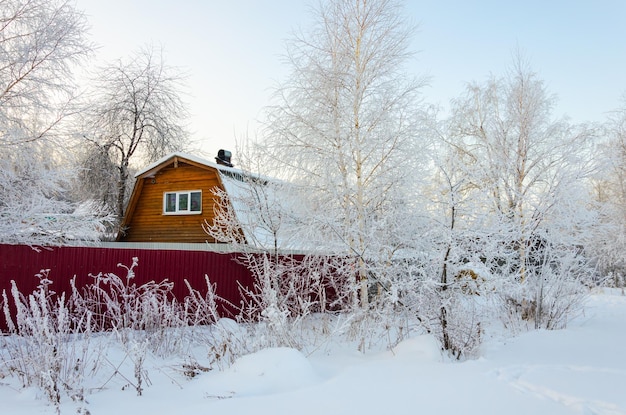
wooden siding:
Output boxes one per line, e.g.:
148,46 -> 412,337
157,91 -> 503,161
120,161 -> 223,243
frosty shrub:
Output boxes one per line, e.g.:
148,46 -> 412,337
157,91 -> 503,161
341,257 -> 421,352
611,272 -> 625,289
183,276 -> 233,327
0,258 -> 248,405
1,270 -> 97,414
237,253 -> 311,349
409,273 -> 486,360
182,276 -> 250,369
233,252 -> 355,352
197,319 -> 250,371
70,258 -> 186,396
500,246 -> 591,331
599,268 -> 626,289
72,257 -> 186,354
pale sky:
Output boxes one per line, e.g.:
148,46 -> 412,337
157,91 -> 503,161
77,0 -> 626,164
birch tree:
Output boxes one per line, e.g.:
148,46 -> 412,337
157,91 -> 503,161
263,0 -> 424,308
447,55 -> 597,328
81,46 -> 190,222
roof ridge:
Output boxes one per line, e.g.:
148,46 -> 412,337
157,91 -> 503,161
134,151 -> 242,178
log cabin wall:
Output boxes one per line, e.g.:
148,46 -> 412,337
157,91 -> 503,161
119,161 -> 223,243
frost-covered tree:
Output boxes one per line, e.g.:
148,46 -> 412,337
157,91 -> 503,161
1,142 -> 112,245
446,55 -> 597,328
589,97 -> 626,283
417,149 -> 497,355
263,0 -> 424,307
0,0 -> 111,245
0,0 -> 90,147
81,46 -> 190,222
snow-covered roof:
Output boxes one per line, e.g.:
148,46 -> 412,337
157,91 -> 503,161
134,151 -> 240,178
218,171 -> 311,251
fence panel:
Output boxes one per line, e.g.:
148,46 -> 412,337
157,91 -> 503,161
0,244 -> 254,331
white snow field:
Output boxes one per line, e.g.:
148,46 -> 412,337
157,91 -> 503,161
1,289 -> 625,415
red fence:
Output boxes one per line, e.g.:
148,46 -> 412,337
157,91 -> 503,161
0,243 -> 255,331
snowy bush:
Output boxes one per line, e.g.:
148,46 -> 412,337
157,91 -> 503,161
182,276 -> 251,369
236,254 -> 316,350
1,258 -> 195,407
500,246 -> 591,331
72,257 -> 187,355
182,276 -> 230,327
403,267 -> 488,360
1,271 -> 97,414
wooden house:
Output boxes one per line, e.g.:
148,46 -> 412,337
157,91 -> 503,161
118,151 -> 325,253
117,151 -> 239,243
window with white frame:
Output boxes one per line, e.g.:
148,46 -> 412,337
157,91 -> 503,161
163,190 -> 202,214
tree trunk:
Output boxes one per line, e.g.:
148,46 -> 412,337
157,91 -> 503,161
116,161 -> 129,222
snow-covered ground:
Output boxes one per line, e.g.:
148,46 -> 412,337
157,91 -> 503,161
2,289 -> 625,415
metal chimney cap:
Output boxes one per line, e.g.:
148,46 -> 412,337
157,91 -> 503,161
216,149 -> 233,167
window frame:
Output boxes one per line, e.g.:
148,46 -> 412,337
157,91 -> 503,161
163,190 -> 202,215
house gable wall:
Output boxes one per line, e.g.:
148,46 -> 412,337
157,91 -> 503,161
119,161 -> 223,243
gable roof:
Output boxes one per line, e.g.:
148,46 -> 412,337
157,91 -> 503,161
119,152 -> 230,242
134,151 -> 238,179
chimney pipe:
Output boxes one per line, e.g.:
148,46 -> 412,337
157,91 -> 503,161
215,149 -> 233,167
